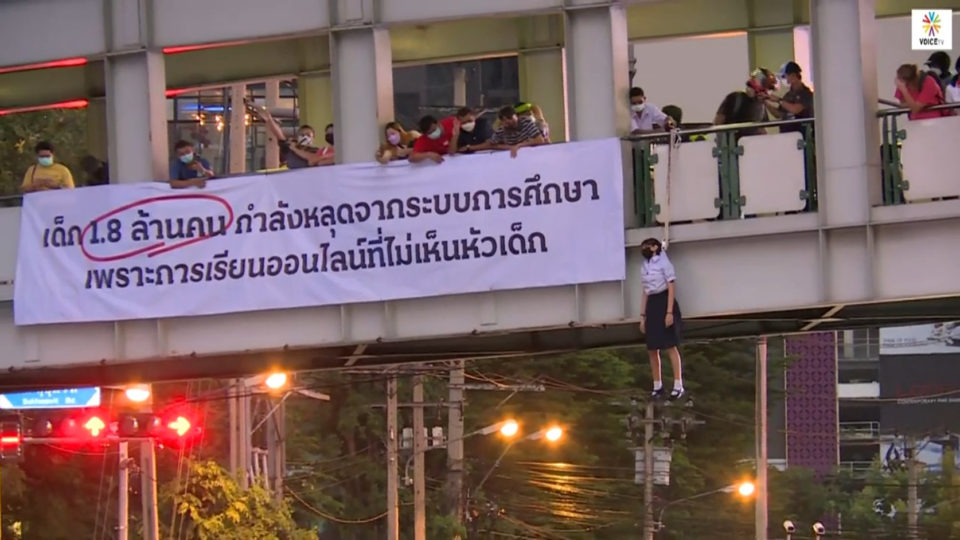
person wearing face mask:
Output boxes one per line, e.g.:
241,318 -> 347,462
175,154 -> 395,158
410,114 -> 461,164
21,141 -> 75,193
168,140 -> 214,189
628,87 -> 674,135
638,238 -> 685,401
376,121 -> 420,163
249,99 -> 334,168
766,61 -> 814,134
454,107 -> 492,153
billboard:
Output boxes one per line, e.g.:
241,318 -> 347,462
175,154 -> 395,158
879,322 -> 960,355
880,353 -> 960,434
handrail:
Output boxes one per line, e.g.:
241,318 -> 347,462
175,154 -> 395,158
622,117 -> 813,142
876,101 -> 960,117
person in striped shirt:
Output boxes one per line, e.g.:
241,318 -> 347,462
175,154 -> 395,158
475,105 -> 546,158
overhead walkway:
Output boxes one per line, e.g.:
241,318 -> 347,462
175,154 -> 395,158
1,106 -> 959,389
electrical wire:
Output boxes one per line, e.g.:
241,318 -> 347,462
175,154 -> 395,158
285,486 -> 387,524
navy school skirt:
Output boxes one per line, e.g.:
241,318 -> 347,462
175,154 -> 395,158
645,290 -> 682,351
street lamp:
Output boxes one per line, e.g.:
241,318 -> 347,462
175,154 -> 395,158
656,481 -> 756,532
499,420 -> 519,438
124,384 -> 151,403
472,425 -> 566,497
264,372 -> 288,390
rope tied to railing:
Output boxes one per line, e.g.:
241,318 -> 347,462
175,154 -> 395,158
662,127 -> 681,250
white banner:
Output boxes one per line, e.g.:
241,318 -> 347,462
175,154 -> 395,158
879,322 -> 960,355
15,138 -> 626,325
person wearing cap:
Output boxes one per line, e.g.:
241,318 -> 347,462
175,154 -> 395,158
714,68 -> 776,136
923,52 -> 953,93
767,61 -> 814,133
515,102 -> 551,141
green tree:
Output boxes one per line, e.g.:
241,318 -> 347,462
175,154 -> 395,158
0,108 -> 90,197
161,459 -> 316,540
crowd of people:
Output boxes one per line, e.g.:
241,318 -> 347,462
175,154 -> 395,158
16,52 -> 959,193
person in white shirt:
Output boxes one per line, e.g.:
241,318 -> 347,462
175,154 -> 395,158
629,87 -> 676,134
638,238 -> 685,400
946,58 -> 960,104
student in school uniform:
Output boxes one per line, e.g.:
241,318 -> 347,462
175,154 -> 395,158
638,238 -> 685,400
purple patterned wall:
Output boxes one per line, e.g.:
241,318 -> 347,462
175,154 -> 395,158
785,332 -> 838,476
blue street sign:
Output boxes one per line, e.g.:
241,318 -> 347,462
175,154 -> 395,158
0,387 -> 101,410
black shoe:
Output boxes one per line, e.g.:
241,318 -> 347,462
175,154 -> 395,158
650,387 -> 666,400
669,388 -> 685,401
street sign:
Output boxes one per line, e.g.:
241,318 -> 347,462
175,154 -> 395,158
0,387 -> 101,410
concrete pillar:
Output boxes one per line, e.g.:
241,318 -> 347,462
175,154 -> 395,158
519,50 -> 567,142
104,51 -> 170,183
564,3 -> 630,139
298,73 -> 333,138
264,80 -> 281,169
811,0 -> 881,226
453,66 -> 467,107
330,28 -> 394,164
228,84 -> 247,174
748,28 -> 795,73
104,0 -> 168,182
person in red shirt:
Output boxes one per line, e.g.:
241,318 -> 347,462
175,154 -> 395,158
410,115 -> 460,163
895,63 -> 948,120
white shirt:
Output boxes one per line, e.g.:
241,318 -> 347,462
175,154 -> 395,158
630,103 -> 669,132
946,83 -> 960,104
640,252 -> 676,295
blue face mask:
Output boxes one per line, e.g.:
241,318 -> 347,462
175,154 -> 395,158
179,152 -> 194,164
37,156 -> 53,167
427,127 -> 443,140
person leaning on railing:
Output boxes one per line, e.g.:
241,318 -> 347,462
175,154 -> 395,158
21,141 -> 75,193
894,63 -> 951,121
375,121 -> 420,164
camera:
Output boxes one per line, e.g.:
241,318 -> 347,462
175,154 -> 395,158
813,522 -> 826,535
783,520 -> 796,533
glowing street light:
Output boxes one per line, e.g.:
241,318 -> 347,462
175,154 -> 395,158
264,372 -> 288,390
124,384 -> 151,403
544,426 -> 563,442
737,480 -> 756,497
499,419 -> 519,438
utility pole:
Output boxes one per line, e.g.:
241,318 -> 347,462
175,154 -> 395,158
413,375 -> 427,540
642,401 -> 655,540
907,436 -> 919,539
266,397 -> 287,500
117,441 -> 129,540
229,379 -> 252,488
386,375 -> 400,540
447,361 -> 466,528
140,440 -> 160,540
756,336 -> 769,540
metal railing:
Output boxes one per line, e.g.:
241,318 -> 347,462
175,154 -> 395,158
839,421 -> 880,440
878,102 -> 960,205
838,460 -> 875,476
625,118 -> 817,227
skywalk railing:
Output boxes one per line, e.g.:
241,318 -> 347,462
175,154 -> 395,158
624,118 -> 816,227
878,102 -> 960,205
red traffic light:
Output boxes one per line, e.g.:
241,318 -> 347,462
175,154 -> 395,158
0,414 -> 23,462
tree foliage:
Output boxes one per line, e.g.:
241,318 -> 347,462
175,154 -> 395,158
161,459 -> 316,540
0,109 -> 90,197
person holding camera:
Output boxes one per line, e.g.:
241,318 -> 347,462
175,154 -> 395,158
638,238 -> 685,400
169,140 -> 214,189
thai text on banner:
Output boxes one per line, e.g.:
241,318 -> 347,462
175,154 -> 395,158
14,138 -> 626,325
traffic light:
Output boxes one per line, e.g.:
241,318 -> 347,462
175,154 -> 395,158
17,409 -> 201,446
0,413 -> 23,462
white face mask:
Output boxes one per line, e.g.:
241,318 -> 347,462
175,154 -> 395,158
630,103 -> 646,113
461,121 -> 476,133
298,134 -> 314,146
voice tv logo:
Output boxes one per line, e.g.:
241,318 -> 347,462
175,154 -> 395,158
912,10 -> 952,50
